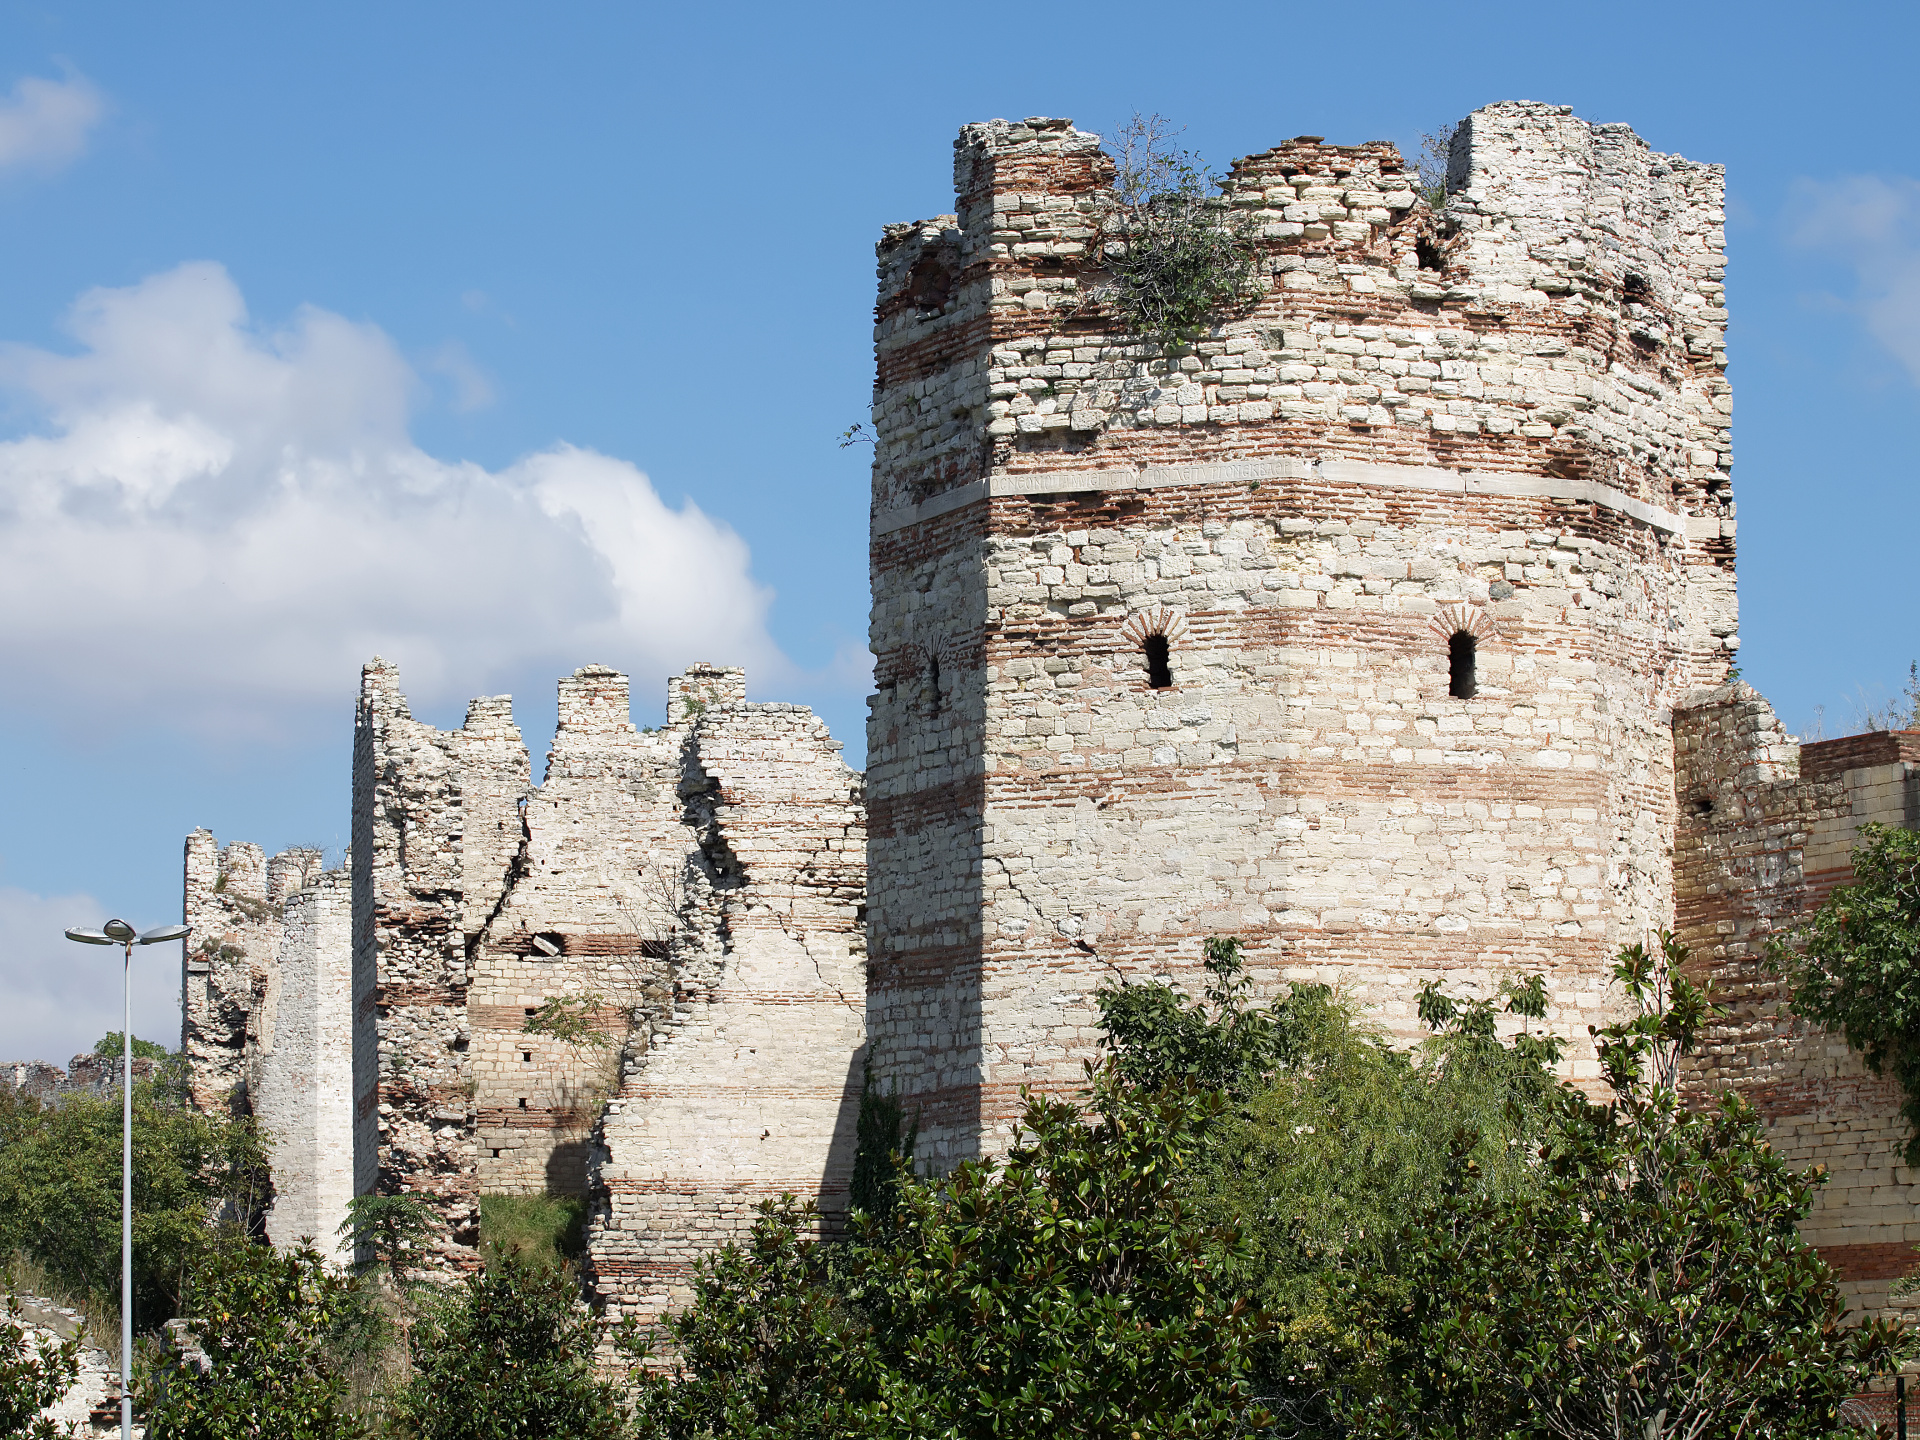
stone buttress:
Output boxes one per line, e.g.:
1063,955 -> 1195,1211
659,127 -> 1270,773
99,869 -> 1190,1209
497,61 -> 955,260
867,102 -> 1738,1168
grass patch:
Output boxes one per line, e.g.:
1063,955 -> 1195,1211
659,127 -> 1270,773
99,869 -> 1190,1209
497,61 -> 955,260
478,1194 -> 586,1270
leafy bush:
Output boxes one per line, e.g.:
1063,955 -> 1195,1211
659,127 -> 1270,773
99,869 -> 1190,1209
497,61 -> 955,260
1,1284 -> 81,1440
631,1066 -> 1271,1439
1365,934 -> 1910,1440
140,1233 -> 363,1440
389,1252 -> 629,1440
1780,821 -> 1920,1162
0,1076 -> 271,1329
1091,113 -> 1261,354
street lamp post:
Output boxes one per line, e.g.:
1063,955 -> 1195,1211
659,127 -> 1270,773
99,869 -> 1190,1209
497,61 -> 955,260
65,919 -> 190,1440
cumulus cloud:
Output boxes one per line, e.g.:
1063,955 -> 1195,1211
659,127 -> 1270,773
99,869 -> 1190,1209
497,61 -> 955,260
0,262 -> 784,735
1789,175 -> 1920,383
0,885 -> 181,1064
0,69 -> 105,175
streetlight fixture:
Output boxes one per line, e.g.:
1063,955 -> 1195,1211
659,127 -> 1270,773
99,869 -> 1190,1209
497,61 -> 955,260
64,919 -> 190,1440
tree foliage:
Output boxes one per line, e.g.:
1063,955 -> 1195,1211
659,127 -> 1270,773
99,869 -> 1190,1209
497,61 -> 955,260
1367,933 -> 1909,1440
0,1075 -> 271,1329
847,1053 -> 918,1230
1091,113 -> 1260,353
1,1284 -> 81,1440
1780,821 -> 1920,1163
389,1251 -> 629,1440
336,1194 -> 438,1284
140,1233 -> 363,1440
632,1068 -> 1271,1439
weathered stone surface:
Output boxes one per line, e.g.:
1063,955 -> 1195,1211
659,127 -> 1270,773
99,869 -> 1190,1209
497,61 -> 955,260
585,698 -> 867,1328
1674,692 -> 1920,1322
868,103 -> 1734,1170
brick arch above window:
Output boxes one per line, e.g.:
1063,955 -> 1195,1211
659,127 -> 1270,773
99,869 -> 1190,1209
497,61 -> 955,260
1119,605 -> 1190,650
1426,601 -> 1497,644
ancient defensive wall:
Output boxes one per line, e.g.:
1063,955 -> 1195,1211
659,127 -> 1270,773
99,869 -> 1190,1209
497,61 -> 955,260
1673,690 -> 1920,1316
176,659 -> 865,1317
866,101 -> 1737,1168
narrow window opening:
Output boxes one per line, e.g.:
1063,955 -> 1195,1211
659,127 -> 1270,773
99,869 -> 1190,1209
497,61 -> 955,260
1144,633 -> 1173,690
521,1051 -> 532,1064
928,654 -> 942,717
490,1148 -> 501,1158
517,1097 -> 528,1110
1448,631 -> 1477,699
523,1007 -> 538,1019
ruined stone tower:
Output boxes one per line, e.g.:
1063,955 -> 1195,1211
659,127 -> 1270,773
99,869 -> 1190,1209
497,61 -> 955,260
866,102 -> 1738,1168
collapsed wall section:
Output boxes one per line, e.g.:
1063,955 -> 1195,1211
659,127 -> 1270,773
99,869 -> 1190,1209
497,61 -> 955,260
587,700 -> 867,1328
869,102 -> 1736,1168
467,667 -> 684,1196
1674,687 -> 1920,1319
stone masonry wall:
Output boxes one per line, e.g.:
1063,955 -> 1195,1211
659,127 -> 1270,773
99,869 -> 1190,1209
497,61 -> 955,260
352,659 -> 865,1286
181,831 -> 324,1113
467,667 -> 681,1196
587,700 -> 867,1329
252,870 -> 359,1260
354,659 -> 481,1263
868,102 -> 1736,1168
180,831 -> 361,1261
1674,686 -> 1920,1320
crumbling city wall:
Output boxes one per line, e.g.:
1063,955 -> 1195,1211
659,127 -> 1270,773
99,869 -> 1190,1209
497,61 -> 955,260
868,102 -> 1736,1168
1674,687 -> 1920,1319
586,700 -> 867,1328
345,659 -> 865,1277
180,832 -> 363,1259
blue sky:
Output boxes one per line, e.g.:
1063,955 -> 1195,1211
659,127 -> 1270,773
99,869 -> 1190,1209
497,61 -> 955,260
1,0 -> 1915,1059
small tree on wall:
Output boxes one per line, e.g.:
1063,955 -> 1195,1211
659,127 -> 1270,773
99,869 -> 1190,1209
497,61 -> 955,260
1778,821 -> 1920,1163
1085,113 -> 1262,354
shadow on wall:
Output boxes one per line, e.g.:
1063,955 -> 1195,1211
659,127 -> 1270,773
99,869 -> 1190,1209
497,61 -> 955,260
821,1043 -> 868,1231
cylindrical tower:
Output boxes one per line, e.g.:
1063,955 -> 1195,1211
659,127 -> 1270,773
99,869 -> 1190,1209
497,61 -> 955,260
866,102 -> 1735,1168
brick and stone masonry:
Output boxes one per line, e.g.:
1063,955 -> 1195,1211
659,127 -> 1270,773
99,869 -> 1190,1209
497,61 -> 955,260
186,659 -> 867,1288
1674,689 -> 1920,1319
866,101 -> 1737,1170
137,98 -> 1920,1324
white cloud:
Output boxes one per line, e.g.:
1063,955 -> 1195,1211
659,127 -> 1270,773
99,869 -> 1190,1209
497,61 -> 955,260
1789,175 -> 1920,384
0,69 -> 105,175
0,885 -> 181,1064
0,262 -> 786,735
427,341 -> 495,412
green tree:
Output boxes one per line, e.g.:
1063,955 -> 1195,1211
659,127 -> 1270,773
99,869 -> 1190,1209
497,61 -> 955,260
633,1067 -> 1271,1440
140,1233 -> 362,1440
847,1052 -> 918,1230
0,1078 -> 271,1328
1,1285 -> 81,1440
1365,933 -> 1910,1440
336,1194 -> 437,1284
1778,821 -> 1920,1162
390,1252 -> 629,1440
1096,935 -> 1296,1098
93,1031 -> 175,1062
